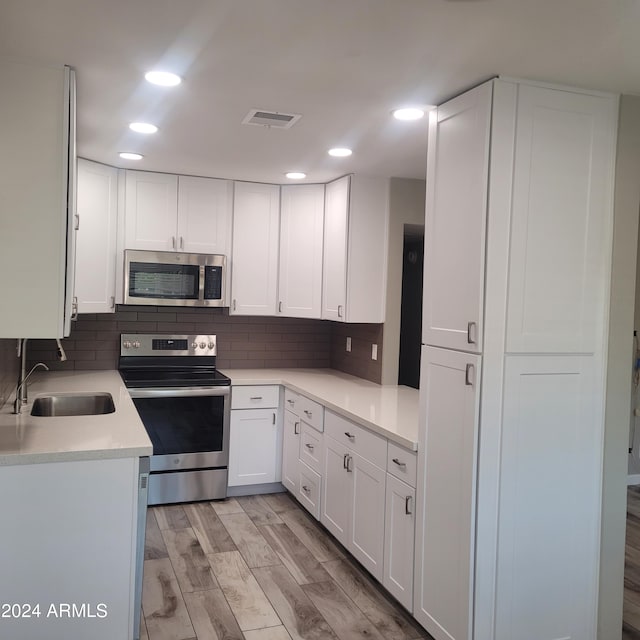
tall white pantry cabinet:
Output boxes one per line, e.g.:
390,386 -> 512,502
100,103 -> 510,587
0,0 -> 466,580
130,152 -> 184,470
415,78 -> 618,640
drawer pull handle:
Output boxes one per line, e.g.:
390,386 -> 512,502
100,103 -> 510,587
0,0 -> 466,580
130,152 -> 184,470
405,495 -> 412,515
392,458 -> 406,468
250,396 -> 263,400
272,412 -> 276,425
302,485 -> 311,494
343,453 -> 349,469
287,399 -> 294,405
467,321 -> 477,344
346,455 -> 353,473
305,443 -> 314,451
304,410 -> 313,417
294,421 -> 300,435
465,364 -> 474,387
344,432 -> 355,440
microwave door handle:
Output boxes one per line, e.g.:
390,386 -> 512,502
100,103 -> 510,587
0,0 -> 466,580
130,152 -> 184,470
199,265 -> 205,302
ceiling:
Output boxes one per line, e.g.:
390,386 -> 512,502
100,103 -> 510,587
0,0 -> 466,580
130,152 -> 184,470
1,0 -> 638,184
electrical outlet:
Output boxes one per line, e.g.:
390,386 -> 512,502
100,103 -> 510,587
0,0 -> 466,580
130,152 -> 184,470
371,344 -> 378,360
346,337 -> 352,352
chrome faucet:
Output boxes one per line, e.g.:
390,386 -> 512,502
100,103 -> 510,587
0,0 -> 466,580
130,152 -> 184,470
14,362 -> 49,414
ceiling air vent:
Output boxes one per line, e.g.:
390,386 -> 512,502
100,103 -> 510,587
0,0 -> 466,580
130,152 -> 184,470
242,109 -> 302,129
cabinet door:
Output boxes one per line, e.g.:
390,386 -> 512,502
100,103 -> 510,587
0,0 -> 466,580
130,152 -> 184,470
281,409 -> 300,494
278,184 -> 325,318
384,474 -> 415,611
414,346 -> 481,640
76,159 -> 118,313
231,182 -> 280,315
124,170 -> 178,251
322,176 -> 349,321
321,435 -> 351,545
349,452 -> 386,581
422,82 -> 492,353
229,408 -> 279,486
177,176 -> 232,255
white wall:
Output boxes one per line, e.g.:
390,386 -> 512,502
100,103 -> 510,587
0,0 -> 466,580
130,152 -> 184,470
381,177 -> 425,385
599,94 -> 640,640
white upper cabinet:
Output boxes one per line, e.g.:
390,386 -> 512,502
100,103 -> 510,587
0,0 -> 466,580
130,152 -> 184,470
278,184 -> 325,318
0,60 -> 75,338
230,182 -> 280,315
124,171 -> 232,255
421,82 -> 492,353
124,170 -> 178,251
505,86 -> 617,353
322,175 -> 389,323
76,159 -> 118,314
177,176 -> 232,255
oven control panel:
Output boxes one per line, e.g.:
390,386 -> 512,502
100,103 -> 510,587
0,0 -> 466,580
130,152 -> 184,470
120,334 -> 217,356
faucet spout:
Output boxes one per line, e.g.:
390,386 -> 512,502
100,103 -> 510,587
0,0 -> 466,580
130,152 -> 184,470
14,356 -> 50,415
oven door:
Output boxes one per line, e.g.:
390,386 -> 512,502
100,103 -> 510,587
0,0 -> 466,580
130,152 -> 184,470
128,386 -> 230,472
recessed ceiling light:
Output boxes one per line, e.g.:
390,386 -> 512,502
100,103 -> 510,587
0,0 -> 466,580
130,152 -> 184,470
328,147 -> 352,157
129,122 -> 158,134
393,107 -> 426,121
119,152 -> 143,160
285,172 -> 306,180
144,71 -> 182,87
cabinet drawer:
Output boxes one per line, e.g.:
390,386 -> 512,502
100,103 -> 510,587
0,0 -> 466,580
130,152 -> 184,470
387,442 -> 417,488
232,385 -> 280,409
300,423 -> 323,474
284,388 -> 300,415
298,395 -> 324,432
298,461 -> 321,520
325,410 -> 387,469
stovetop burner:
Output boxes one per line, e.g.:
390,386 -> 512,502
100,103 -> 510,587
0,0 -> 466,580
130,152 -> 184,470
120,368 -> 230,389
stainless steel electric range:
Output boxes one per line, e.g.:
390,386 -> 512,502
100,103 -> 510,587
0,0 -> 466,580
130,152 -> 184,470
119,334 -> 230,505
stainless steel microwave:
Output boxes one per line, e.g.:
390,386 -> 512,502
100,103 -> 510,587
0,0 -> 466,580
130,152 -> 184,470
124,250 -> 227,307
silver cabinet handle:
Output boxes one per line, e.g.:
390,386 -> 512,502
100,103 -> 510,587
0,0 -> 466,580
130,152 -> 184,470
305,443 -> 314,451
338,304 -> 343,318
304,410 -> 312,418
302,485 -> 311,494
344,431 -> 355,440
233,299 -> 237,311
346,455 -> 353,473
467,321 -> 477,344
343,453 -> 349,469
279,301 -> 283,313
272,412 -> 276,425
465,363 -> 474,386
71,296 -> 78,321
180,236 -> 184,250
250,396 -> 263,400
287,399 -> 295,406
74,213 -> 80,231
294,421 -> 300,435
405,495 -> 412,515
110,296 -> 115,310
392,458 -> 406,468
172,236 -> 176,249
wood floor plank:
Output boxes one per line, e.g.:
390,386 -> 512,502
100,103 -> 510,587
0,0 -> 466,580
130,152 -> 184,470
212,497 -> 245,515
279,508 -> 344,563
145,508 -> 169,560
260,523 -> 330,585
244,625 -> 294,640
238,494 -> 284,525
184,502 -> 237,554
302,580 -> 387,640
219,511 -> 281,568
253,564 -> 339,640
208,550 -> 281,631
154,504 -> 190,530
323,558 -> 426,640
142,557 -> 196,640
262,492 -> 300,514
183,588 -> 244,640
162,527 -> 219,593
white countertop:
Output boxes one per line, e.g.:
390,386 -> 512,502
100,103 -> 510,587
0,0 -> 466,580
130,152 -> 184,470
222,368 -> 420,451
0,370 -> 152,466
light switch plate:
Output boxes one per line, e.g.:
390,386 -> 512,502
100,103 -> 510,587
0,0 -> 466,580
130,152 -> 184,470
346,337 -> 352,352
371,344 -> 378,360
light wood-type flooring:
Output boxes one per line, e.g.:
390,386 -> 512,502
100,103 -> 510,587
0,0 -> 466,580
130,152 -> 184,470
141,492 -> 431,640
625,486 -> 640,637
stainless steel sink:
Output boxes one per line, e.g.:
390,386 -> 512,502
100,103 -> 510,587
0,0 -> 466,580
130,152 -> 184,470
30,393 -> 115,417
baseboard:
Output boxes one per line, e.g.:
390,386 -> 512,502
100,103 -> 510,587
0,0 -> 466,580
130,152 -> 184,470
227,482 -> 285,497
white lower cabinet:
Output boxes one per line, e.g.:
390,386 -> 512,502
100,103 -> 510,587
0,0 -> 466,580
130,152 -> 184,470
229,386 -> 281,488
281,408 -> 300,494
384,474 -> 415,611
298,460 -> 321,519
321,411 -> 387,582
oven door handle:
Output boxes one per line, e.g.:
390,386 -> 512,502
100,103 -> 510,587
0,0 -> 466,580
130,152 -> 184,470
127,386 -> 230,399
